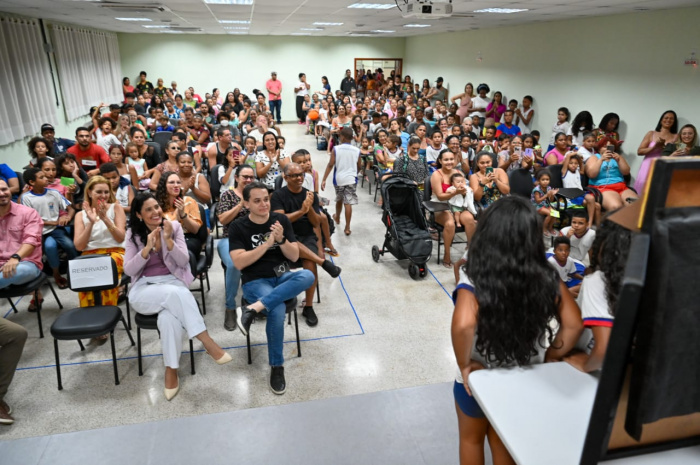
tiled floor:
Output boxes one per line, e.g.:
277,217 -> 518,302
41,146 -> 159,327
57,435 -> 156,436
0,124 -> 467,453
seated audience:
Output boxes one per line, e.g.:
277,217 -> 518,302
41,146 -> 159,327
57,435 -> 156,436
54,153 -> 88,208
548,236 -> 583,297
531,170 -> 559,237
217,165 -> 256,331
272,163 -> 342,326
149,140 -> 182,191
558,210 -> 596,263
21,168 -> 77,295
452,196 -> 581,465
41,123 -> 74,155
584,146 -> 637,211
392,136 -> 430,185
470,151 -> 510,210
662,123 -> 700,156
230,182 -> 316,394
155,171 -> 205,256
255,131 -> 289,191
26,136 -> 52,168
565,219 -> 632,373
124,193 -> 231,401
177,151 -> 211,213
99,163 -> 134,214
67,127 -> 110,176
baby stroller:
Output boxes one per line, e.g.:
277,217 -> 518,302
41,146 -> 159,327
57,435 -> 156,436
371,174 -> 432,280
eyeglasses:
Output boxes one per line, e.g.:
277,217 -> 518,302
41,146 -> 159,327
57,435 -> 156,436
239,175 -> 255,180
286,173 -> 304,179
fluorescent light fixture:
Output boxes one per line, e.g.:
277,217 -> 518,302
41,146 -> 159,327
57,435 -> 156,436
349,33 -> 373,37
474,8 -> 528,14
347,3 -> 395,10
162,30 -> 183,34
224,26 -> 249,29
300,28 -> 323,31
143,25 -> 170,28
205,0 -> 253,4
228,31 -> 248,34
403,24 -> 431,28
115,17 -> 152,22
218,20 -> 251,24
291,32 -> 312,36
371,29 -> 394,33
313,22 -> 343,26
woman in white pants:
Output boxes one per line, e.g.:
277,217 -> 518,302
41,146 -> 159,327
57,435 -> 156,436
124,193 -> 231,401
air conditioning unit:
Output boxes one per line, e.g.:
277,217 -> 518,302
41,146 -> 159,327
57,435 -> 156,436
403,0 -> 453,19
98,2 -> 171,14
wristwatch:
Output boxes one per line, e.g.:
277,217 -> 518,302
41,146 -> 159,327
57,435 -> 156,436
10,254 -> 21,261
276,236 -> 287,245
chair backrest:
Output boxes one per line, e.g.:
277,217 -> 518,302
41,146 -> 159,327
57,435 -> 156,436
547,164 -> 564,189
146,141 -> 162,164
209,164 -> 223,201
423,176 -> 432,201
508,168 -> 534,198
152,131 -> 173,153
169,118 -> 180,127
274,174 -> 284,191
14,171 -> 24,192
67,255 -> 118,295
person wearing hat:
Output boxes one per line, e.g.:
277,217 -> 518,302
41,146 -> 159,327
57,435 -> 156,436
266,72 -> 283,125
40,124 -> 74,155
426,77 -> 449,109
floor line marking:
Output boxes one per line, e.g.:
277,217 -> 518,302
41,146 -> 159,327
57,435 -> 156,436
429,268 -> 453,300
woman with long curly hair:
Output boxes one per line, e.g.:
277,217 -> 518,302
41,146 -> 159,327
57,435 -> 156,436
565,218 -> 632,373
451,196 -> 582,465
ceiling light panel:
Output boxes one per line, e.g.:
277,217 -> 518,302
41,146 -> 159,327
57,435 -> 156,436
474,8 -> 529,14
347,3 -> 396,10
204,0 -> 254,4
313,22 -> 344,26
115,17 -> 152,21
218,20 -> 251,24
403,24 -> 431,27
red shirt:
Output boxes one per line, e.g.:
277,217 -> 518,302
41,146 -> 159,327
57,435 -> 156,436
266,79 -> 282,101
0,202 -> 44,270
67,143 -> 110,170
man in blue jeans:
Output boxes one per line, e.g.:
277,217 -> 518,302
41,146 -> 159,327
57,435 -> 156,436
229,182 -> 315,395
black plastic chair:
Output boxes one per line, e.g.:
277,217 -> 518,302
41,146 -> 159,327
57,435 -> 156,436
0,273 -> 63,338
241,296 -> 300,365
135,313 -> 195,377
152,131 -> 173,156
508,168 -> 535,198
121,274 -> 132,330
209,164 -> 223,238
145,141 -> 162,165
49,255 -> 135,390
421,176 -> 466,265
189,233 -> 214,315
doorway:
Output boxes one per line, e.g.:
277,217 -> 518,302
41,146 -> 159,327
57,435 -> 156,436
354,58 -> 403,80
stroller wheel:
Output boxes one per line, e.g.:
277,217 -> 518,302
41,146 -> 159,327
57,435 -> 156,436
419,265 -> 428,278
371,245 -> 380,263
408,264 -> 419,280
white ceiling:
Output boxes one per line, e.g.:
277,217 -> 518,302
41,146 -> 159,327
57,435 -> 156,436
0,0 -> 698,37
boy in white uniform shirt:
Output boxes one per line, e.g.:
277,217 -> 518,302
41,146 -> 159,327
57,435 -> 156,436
321,128 -> 361,237
559,210 -> 596,264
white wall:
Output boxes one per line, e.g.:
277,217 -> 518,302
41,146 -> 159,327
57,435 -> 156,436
118,34 -> 406,123
404,7 -> 700,181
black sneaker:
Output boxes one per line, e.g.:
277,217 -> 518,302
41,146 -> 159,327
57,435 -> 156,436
236,306 -> 256,336
302,306 -> 318,327
321,260 -> 342,278
270,366 -> 286,395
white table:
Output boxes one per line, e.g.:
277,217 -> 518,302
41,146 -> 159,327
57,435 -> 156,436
468,362 -> 599,465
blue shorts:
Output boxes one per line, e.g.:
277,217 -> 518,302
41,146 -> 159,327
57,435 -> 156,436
453,381 -> 485,418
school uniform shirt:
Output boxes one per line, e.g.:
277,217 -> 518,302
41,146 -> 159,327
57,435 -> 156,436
547,255 -> 576,283
20,188 -> 71,235
333,144 -> 361,186
425,144 -> 446,164
94,129 -> 121,153
562,169 -> 583,189
576,270 -> 613,353
228,212 -> 297,284
577,146 -> 595,163
559,227 -> 595,262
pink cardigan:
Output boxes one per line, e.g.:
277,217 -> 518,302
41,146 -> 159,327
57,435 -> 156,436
124,220 -> 194,286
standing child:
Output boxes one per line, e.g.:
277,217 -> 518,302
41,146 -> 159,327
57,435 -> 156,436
547,107 -> 571,152
565,220 -> 632,372
447,172 -> 478,228
21,168 -> 77,293
531,171 -> 559,236
561,151 -> 600,227
322,127 -> 361,236
125,142 -> 150,191
548,236 -> 583,297
478,126 -> 498,153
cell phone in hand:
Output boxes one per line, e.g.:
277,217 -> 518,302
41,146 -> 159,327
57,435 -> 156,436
486,167 -> 494,175
514,146 -> 522,156
524,148 -> 534,157
606,144 -> 615,153
232,150 -> 240,157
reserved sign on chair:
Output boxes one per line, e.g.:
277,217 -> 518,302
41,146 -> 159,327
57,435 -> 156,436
68,255 -> 115,290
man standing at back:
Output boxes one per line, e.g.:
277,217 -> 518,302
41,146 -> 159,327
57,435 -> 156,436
230,182 -> 315,395
340,69 -> 356,96
294,73 -> 310,125
266,72 -> 283,125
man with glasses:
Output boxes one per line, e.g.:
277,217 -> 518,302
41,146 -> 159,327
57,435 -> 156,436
271,163 -> 341,327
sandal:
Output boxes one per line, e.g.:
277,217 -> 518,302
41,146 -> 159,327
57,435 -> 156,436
344,229 -> 351,236
28,298 -> 44,312
442,259 -> 453,269
55,277 -> 69,289
326,248 -> 340,257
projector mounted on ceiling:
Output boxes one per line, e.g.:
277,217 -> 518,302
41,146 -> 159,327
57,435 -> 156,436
402,0 -> 453,19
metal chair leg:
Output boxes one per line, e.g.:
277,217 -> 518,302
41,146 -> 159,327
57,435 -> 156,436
77,339 -> 85,351
189,339 -> 195,375
121,317 -> 135,346
437,231 -> 442,265
46,280 -> 63,309
7,298 -> 18,313
35,290 -> 44,339
316,280 -> 320,304
124,280 -> 131,330
110,331 -> 119,385
246,332 -> 252,365
205,271 -> 210,291
137,327 -> 143,376
54,338 -> 63,390
200,277 -> 207,315
294,309 -> 301,358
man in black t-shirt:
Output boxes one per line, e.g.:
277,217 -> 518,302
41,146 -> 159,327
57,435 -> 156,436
229,182 -> 315,395
271,163 -> 342,328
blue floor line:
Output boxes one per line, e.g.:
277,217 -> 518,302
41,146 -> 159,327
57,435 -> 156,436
15,331 -> 365,371
330,256 -> 365,334
3,295 -> 24,318
429,268 -> 453,300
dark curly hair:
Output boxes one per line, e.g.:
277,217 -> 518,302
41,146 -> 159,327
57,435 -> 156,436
588,216 -> 633,315
155,171 -> 180,213
464,196 -> 561,366
571,111 -> 594,137
129,192 -> 158,249
27,136 -> 52,157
